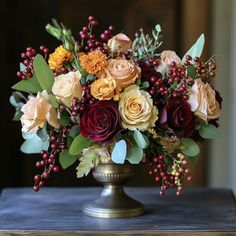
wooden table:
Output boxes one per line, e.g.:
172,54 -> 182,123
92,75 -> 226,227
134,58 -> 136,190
0,187 -> 235,235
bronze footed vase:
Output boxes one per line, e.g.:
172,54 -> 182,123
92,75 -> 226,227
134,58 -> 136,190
82,162 -> 144,218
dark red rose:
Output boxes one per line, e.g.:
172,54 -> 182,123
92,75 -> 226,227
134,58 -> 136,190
80,100 -> 120,142
138,61 -> 161,81
160,98 -> 195,137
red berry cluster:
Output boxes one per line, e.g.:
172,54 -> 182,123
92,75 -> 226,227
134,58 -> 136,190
149,153 -> 192,196
79,16 -> 114,53
16,46 -> 49,80
71,84 -> 95,117
33,129 -> 70,192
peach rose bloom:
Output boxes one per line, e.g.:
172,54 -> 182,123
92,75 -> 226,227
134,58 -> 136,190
21,90 -> 60,134
157,50 -> 181,74
108,33 -> 132,53
188,79 -> 220,122
52,71 -> 83,107
119,84 -> 158,131
91,77 -> 119,101
101,58 -> 141,90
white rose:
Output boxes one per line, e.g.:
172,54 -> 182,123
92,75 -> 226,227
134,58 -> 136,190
52,71 -> 83,107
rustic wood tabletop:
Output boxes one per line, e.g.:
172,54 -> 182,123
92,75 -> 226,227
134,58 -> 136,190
0,187 -> 235,235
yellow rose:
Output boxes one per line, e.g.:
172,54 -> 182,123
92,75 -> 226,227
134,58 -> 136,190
21,90 -> 60,133
52,71 -> 83,107
157,50 -> 181,74
107,33 -> 132,53
91,77 -> 119,101
119,84 -> 158,131
101,58 -> 141,90
188,79 -> 220,122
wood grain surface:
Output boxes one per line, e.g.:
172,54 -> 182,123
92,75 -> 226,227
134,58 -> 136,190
0,188 -> 235,235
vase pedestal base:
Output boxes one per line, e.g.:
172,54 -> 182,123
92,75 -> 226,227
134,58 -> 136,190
83,185 -> 144,218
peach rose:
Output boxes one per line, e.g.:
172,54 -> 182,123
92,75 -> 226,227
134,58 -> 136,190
52,71 -> 83,107
101,58 -> 141,90
91,77 -> 119,101
21,90 -> 60,133
108,33 -> 132,53
157,50 -> 181,74
188,79 -> 220,122
119,84 -> 158,131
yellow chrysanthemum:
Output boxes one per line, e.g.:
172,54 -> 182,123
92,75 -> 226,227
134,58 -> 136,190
48,45 -> 73,72
79,50 -> 107,75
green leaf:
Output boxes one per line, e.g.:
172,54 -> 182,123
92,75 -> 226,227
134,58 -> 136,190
59,109 -> 71,126
11,75 -> 42,93
59,150 -> 78,169
20,134 -> 49,154
33,54 -> 54,93
126,144 -> 143,164
140,81 -> 150,89
37,125 -> 48,141
182,34 -> 205,63
86,74 -> 96,83
199,123 -> 218,139
133,130 -> 149,149
20,63 -> 26,72
180,138 -> 200,157
49,94 -> 59,108
187,64 -> 197,78
13,110 -> 23,121
9,92 -> 25,108
69,134 -> 93,156
76,152 -> 98,178
67,136 -> 74,148
69,125 -> 79,138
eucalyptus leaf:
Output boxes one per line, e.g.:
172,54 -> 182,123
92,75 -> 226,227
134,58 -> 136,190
49,94 -> 59,108
11,75 -> 42,93
111,140 -> 127,164
13,110 -> 23,121
155,24 -> 161,33
182,34 -> 205,63
69,134 -> 93,156
133,130 -> 149,149
59,109 -> 71,126
199,123 -> 218,139
20,63 -> 26,72
20,134 -> 49,154
59,150 -> 77,169
33,54 -> 54,93
126,144 -> 143,164
37,125 -> 48,141
180,138 -> 200,157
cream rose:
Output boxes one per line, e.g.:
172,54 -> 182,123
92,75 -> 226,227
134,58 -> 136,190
91,77 -> 119,101
52,71 -> 83,107
157,50 -> 181,74
119,84 -> 158,131
21,90 -> 60,133
188,79 -> 220,122
101,58 -> 141,90
108,33 -> 132,53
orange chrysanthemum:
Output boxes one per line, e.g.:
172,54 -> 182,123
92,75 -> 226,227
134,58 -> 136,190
79,50 -> 107,75
48,45 -> 73,72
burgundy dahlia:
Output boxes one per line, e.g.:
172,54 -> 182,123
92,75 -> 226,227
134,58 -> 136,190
79,100 -> 120,142
160,98 -> 195,138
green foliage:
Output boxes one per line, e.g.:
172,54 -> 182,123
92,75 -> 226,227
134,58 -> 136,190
76,151 -> 99,178
69,125 -> 79,138
20,134 -> 49,154
59,150 -> 78,169
69,134 -> 93,156
199,123 -> 218,139
111,140 -> 127,164
59,109 -> 71,126
187,64 -> 197,79
182,34 -> 205,63
9,92 -> 26,121
11,75 -> 42,93
180,138 -> 200,157
49,94 -> 59,108
33,54 -> 54,93
140,81 -> 150,89
126,144 -> 143,164
133,130 -> 149,149
132,24 -> 162,61
37,125 -> 48,141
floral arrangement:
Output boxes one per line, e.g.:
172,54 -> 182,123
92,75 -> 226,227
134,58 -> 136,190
10,16 -> 222,196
